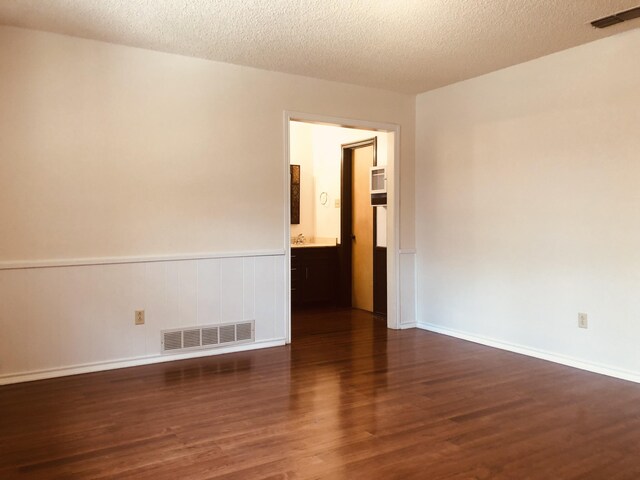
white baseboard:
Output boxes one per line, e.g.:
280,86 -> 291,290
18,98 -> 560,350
0,338 -> 286,385
417,322 -> 640,384
399,322 -> 417,330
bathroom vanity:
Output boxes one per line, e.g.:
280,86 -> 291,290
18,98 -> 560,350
291,244 -> 338,306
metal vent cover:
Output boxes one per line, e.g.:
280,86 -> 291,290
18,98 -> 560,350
219,325 -> 236,344
592,6 -> 640,28
163,331 -> 182,351
236,322 -> 252,341
202,327 -> 219,346
183,329 -> 201,349
161,321 -> 254,354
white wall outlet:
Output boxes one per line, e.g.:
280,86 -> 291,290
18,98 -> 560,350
578,312 -> 588,329
135,310 -> 145,325
334,198 -> 340,208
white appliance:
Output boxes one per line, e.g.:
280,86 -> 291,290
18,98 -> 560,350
370,166 -> 387,206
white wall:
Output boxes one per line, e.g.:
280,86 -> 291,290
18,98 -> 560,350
0,26 -> 415,263
289,122 -> 391,245
415,29 -> 640,380
0,26 -> 415,382
289,122 -> 315,239
310,124 -> 390,244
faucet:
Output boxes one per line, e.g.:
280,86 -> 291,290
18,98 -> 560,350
294,234 -> 305,245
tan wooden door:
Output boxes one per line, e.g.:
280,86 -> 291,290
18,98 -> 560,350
352,145 -> 374,312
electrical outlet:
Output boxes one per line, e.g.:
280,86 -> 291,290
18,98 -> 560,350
334,198 -> 340,208
135,310 -> 145,325
578,312 -> 588,329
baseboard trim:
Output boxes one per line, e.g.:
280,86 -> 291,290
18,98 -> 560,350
0,338 -> 286,385
399,322 -> 417,330
417,322 -> 640,384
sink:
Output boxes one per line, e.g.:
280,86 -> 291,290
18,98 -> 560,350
291,237 -> 337,248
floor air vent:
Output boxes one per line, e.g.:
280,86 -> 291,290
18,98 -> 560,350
161,321 -> 255,354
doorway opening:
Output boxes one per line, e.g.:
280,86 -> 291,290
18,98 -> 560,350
340,138 -> 386,316
284,112 -> 400,343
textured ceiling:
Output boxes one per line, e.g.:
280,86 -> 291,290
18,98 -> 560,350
0,1 -> 638,93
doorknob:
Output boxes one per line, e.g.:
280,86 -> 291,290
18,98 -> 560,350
352,234 -> 356,241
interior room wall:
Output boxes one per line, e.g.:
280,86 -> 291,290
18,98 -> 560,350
0,26 -> 415,383
415,29 -> 640,380
289,122 -> 315,240
0,26 -> 415,263
309,124 -> 389,244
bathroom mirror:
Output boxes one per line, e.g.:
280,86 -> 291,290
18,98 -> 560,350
290,164 -> 300,224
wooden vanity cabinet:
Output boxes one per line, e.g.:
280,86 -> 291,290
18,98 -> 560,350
291,246 -> 337,306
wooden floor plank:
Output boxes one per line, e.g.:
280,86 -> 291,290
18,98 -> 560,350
1,307 -> 640,479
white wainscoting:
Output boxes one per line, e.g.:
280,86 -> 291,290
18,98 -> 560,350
399,250 -> 416,328
0,253 -> 286,385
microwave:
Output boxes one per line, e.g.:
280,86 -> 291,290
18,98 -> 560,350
370,166 -> 387,206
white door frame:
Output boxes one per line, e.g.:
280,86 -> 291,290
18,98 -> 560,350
283,111 -> 402,343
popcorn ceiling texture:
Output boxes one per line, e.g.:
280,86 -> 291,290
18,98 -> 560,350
0,0 -> 638,93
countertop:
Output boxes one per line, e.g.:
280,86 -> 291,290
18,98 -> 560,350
291,242 -> 337,249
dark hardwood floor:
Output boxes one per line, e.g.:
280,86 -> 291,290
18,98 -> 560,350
2,307 -> 640,479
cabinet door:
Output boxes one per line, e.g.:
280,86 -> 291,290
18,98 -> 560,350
301,255 -> 337,302
300,249 -> 336,303
291,252 -> 300,305
292,247 -> 337,305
